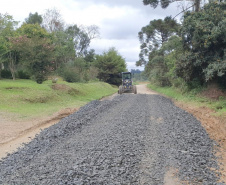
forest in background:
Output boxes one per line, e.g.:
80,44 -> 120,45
137,1 -> 226,93
0,9 -> 126,85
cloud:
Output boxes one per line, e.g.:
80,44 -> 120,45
90,37 -> 144,71
0,0 -> 68,24
74,0 -> 182,18
100,8 -> 145,40
90,38 -> 141,65
73,0 -> 144,8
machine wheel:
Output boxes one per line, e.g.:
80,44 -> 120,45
133,85 -> 137,94
119,85 -> 123,95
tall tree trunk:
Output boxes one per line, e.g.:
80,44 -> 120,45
8,52 -> 16,80
194,0 -> 201,12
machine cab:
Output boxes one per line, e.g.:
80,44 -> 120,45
119,72 -> 137,94
122,72 -> 132,88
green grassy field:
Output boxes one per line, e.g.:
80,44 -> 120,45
148,84 -> 226,117
0,79 -> 117,120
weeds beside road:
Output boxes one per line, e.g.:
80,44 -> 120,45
147,84 -> 226,117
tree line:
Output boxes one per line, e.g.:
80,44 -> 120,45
137,1 -> 226,90
0,9 -> 126,85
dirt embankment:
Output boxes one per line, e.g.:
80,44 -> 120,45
0,108 -> 78,159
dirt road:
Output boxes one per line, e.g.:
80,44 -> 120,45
0,84 -> 224,184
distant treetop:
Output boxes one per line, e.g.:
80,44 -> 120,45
25,12 -> 43,25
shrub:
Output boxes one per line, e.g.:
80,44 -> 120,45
88,66 -> 98,81
186,78 -> 203,91
218,75 -> 226,90
0,69 -> 12,79
30,61 -> 50,84
148,67 -> 171,87
83,72 -> 89,82
33,72 -> 48,84
62,68 -> 80,83
17,70 -> 30,79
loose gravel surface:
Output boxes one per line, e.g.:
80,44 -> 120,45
0,94 -> 224,185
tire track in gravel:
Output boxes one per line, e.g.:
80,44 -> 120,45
0,93 -> 224,184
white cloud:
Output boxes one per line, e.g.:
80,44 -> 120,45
62,3 -> 128,26
0,0 -> 65,23
90,38 -> 142,71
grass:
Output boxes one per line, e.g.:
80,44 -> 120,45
147,84 -> 226,117
0,79 -> 117,120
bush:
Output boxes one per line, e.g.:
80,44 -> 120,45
186,78 -> 203,91
88,66 -> 98,81
30,61 -> 50,84
17,70 -> 30,79
62,68 -> 80,83
218,75 -> 226,90
83,72 -> 89,82
170,77 -> 188,93
57,60 -> 87,83
33,72 -> 47,84
106,74 -> 121,86
148,67 -> 171,87
0,69 -> 12,79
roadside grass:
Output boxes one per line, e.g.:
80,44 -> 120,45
0,79 -> 117,120
148,84 -> 226,117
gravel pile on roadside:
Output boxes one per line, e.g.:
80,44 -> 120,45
0,94 -> 224,185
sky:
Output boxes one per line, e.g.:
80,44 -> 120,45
0,0 -> 184,71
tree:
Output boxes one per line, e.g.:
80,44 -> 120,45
52,30 -> 75,69
78,25 -> 99,56
66,24 -> 99,57
25,12 -> 43,25
11,24 -> 54,83
141,35 -> 183,87
0,13 -> 18,80
131,69 -> 142,74
10,35 -> 54,83
84,49 -> 96,65
95,48 -> 127,85
160,35 -> 183,86
137,16 -> 179,66
177,2 -> 226,87
17,23 -> 50,38
143,0 -> 201,12
42,8 -> 64,33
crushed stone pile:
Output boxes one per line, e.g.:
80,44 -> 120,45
0,94 -> 224,185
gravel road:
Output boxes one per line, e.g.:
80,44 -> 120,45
0,93 -> 224,185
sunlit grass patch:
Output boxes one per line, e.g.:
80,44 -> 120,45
147,84 -> 226,117
0,79 -> 117,120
